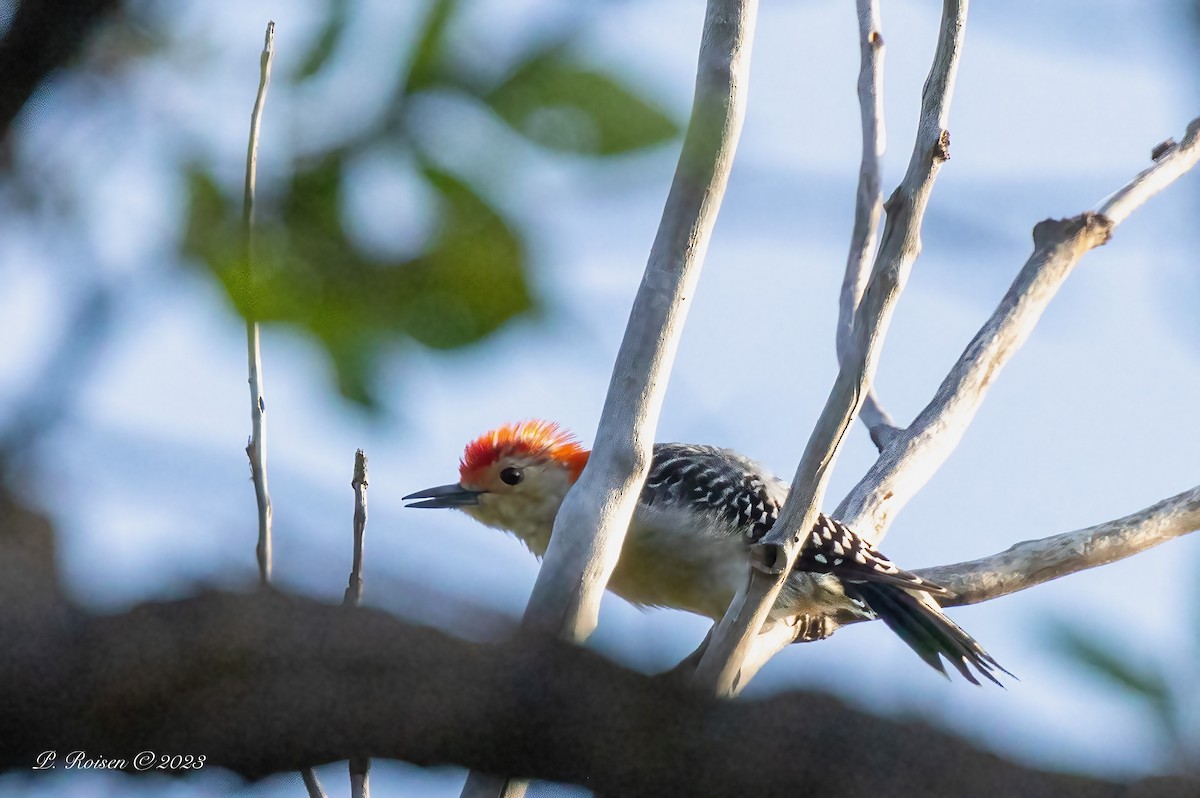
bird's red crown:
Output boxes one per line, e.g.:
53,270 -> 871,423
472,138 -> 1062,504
459,420 -> 589,483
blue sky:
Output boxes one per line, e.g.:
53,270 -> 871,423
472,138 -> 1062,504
2,0 -> 1198,795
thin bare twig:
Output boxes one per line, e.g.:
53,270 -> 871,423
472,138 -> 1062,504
693,0 -> 969,697
838,0 -> 900,452
345,449 -> 370,798
242,20 -> 329,798
344,449 -> 368,608
244,21 -> 275,586
836,116 -> 1200,544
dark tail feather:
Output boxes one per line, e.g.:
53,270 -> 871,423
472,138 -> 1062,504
845,581 -> 1014,687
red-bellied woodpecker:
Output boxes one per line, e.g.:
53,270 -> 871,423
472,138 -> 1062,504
404,420 -> 1010,685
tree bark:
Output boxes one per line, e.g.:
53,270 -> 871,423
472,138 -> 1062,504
1,590 -> 1194,798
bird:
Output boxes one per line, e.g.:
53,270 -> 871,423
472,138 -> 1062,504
404,419 -> 1010,685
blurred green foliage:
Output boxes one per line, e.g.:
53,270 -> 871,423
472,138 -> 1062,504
1051,618 -> 1198,775
182,0 -> 680,408
485,46 -> 678,155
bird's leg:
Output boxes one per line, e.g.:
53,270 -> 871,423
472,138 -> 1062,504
792,613 -> 835,643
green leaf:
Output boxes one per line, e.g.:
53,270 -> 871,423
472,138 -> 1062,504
1052,624 -> 1175,710
400,166 -> 532,348
181,156 -> 534,408
296,0 -> 350,80
484,49 -> 679,155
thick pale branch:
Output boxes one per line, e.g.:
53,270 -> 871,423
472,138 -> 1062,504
786,484 -> 1200,645
471,2 -> 759,793
692,0 -> 969,697
3,591 -> 1194,798
837,116 -> 1200,543
523,0 -> 758,641
918,483 -> 1200,607
722,485 -> 1200,655
838,0 -> 899,451
522,3 -> 754,638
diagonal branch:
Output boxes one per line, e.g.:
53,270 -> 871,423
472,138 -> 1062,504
463,1 -> 760,794
692,0 -> 969,697
521,0 -> 759,641
783,483 -> 1200,646
837,0 -> 900,452
836,117 -> 1200,544
918,483 -> 1200,607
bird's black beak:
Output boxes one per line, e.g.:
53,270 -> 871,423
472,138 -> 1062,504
403,483 -> 484,509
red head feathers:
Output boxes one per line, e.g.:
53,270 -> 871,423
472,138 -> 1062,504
459,420 -> 590,484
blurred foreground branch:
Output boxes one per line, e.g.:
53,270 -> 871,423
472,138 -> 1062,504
0,590 -> 1194,798
0,0 -> 121,141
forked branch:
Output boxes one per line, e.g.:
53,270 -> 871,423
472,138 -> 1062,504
837,117 -> 1200,544
715,117 -> 1200,683
838,0 -> 899,451
692,0 -> 969,697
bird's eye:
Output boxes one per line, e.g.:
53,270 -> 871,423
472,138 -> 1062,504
499,467 -> 524,486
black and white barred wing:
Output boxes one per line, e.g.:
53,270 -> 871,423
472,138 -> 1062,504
795,515 -> 1012,686
794,515 -> 952,597
643,443 -> 785,542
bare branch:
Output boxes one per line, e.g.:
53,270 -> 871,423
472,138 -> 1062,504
302,770 -> 328,798
784,484 -> 1200,646
344,449 -> 368,609
240,22 -> 328,798
838,0 -> 900,451
345,449 -> 370,798
1100,118 -> 1200,225
522,0 -> 758,640
919,484 -> 1200,607
6,591 -> 1196,798
0,0 -> 120,141
243,21 -> 276,586
693,0 -> 969,697
731,485 -> 1200,669
464,5 -> 759,793
836,116 -> 1200,544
